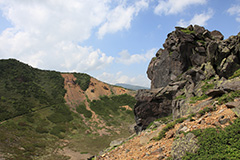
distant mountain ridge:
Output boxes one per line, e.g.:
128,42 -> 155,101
115,83 -> 149,90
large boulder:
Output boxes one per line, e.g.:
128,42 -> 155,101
171,133 -> 199,159
134,89 -> 172,133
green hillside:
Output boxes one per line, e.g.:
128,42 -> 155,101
0,59 -> 136,159
0,59 -> 67,121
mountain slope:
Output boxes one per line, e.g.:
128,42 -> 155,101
0,59 -> 136,160
0,59 -> 67,122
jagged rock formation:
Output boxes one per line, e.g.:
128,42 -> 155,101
134,25 -> 240,133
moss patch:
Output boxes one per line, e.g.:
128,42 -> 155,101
229,69 -> 240,79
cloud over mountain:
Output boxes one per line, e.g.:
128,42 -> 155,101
116,48 -> 156,65
228,5 -> 240,22
0,0 -> 149,72
154,0 -> 207,15
177,9 -> 214,27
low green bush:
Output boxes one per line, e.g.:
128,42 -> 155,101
90,94 -> 136,118
35,126 -> 49,133
190,94 -> 208,104
217,90 -> 240,104
47,105 -> 73,123
76,103 -> 92,118
73,73 -> 91,91
201,83 -> 214,93
152,117 -> 187,141
183,118 -> 240,159
50,125 -> 66,139
153,106 -> 217,141
90,94 -> 136,126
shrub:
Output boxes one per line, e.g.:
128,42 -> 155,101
183,118 -> 240,159
73,73 -> 91,91
217,90 -> 240,104
50,125 -> 66,139
35,126 -> 49,133
153,106 -> 217,141
153,117 -> 187,141
47,105 -> 73,123
201,83 -> 214,93
76,103 -> 92,118
90,94 -> 136,118
190,94 -> 208,104
89,94 -> 136,125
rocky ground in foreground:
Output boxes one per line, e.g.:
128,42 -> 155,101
98,97 -> 239,159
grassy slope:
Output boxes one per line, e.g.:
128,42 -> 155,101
0,59 -> 136,159
0,59 -> 66,121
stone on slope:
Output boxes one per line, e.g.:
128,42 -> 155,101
171,133 -> 199,160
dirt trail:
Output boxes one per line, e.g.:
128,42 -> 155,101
98,99 -> 238,160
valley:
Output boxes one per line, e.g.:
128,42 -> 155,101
0,59 -> 136,160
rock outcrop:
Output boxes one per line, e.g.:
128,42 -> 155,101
134,25 -> 240,133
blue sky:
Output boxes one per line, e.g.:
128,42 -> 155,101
0,0 -> 240,87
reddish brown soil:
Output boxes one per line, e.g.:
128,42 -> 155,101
61,73 -> 134,136
61,74 -> 134,109
61,73 -> 86,110
98,99 -> 238,160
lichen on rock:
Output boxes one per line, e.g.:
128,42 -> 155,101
171,133 -> 199,160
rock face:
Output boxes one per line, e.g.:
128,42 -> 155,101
134,25 -> 240,133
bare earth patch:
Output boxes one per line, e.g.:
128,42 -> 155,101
120,105 -> 132,111
98,99 -> 238,160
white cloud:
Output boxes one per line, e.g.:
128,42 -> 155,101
227,5 -> 240,22
177,9 -> 214,27
154,0 -> 207,15
0,0 -> 108,42
97,72 -> 150,87
97,0 -> 149,39
0,28 -> 114,71
0,0 -> 147,72
116,48 -> 157,65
